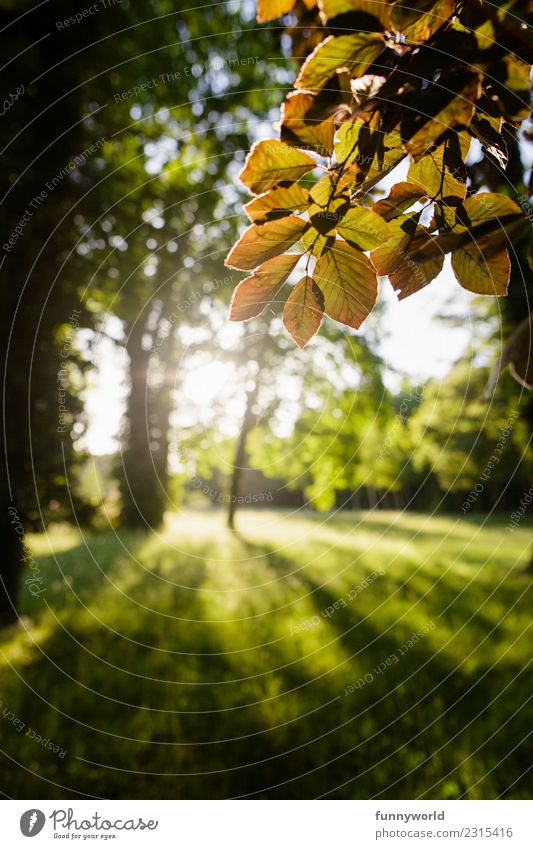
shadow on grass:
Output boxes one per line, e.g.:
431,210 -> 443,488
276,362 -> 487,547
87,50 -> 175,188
0,524 -> 530,800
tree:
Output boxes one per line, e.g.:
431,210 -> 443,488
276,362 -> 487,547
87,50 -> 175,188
0,0 -> 111,623
247,331 -> 392,510
69,5 -> 285,530
410,362 -> 531,511
225,0 -> 533,359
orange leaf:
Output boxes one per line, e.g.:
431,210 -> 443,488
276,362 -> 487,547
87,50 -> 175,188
372,182 -> 427,221
225,216 -> 307,271
229,254 -> 302,321
283,276 -> 325,347
257,0 -> 294,23
371,213 -> 420,276
281,91 -> 335,156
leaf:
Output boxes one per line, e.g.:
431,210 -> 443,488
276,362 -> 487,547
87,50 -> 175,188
240,140 -> 316,195
389,232 -> 445,299
372,182 -> 427,220
315,240 -> 378,329
408,132 -> 470,201
469,115 -> 507,169
334,117 -> 406,191
283,276 -> 325,347
309,174 -> 351,206
318,0 -> 391,25
350,74 -> 387,108
257,0 -> 294,23
302,226 -> 334,256
295,33 -> 384,92
391,0 -> 455,43
308,195 -> 350,232
404,73 -> 481,161
451,244 -> 510,296
410,194 -> 524,266
229,254 -> 302,320
244,184 -> 311,223
225,217 -> 307,270
336,205 -> 392,250
371,212 -> 421,276
461,192 -> 523,232
281,91 -> 335,156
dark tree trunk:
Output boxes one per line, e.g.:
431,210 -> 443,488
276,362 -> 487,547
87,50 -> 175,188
0,502 -> 22,626
227,380 -> 260,531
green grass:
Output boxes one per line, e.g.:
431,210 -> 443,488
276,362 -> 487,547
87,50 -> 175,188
0,509 -> 531,799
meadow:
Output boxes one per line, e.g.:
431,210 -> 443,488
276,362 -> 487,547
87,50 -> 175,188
0,509 -> 531,799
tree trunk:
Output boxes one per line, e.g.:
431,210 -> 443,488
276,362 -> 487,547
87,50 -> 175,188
119,322 -> 158,529
0,501 -> 22,626
227,379 -> 260,531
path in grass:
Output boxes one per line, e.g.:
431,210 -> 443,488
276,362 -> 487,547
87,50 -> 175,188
0,510 -> 531,799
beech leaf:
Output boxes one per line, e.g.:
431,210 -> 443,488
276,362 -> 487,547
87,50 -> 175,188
295,33 -> 384,93
244,184 -> 310,223
225,216 -> 307,271
257,0 -> 294,23
283,275 -> 325,347
229,254 -> 302,320
315,240 -> 378,329
240,140 -> 316,195
336,205 -> 392,250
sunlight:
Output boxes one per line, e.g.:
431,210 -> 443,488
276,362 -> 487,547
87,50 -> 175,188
182,360 -> 235,404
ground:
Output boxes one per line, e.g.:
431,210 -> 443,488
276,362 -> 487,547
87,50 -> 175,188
0,509 -> 531,799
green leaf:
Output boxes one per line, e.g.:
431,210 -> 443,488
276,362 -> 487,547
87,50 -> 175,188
244,184 -> 310,223
283,275 -> 325,347
309,174 -> 351,207
295,33 -> 384,93
302,225 -> 334,256
315,240 -> 378,329
336,205 -> 392,250
225,216 -> 307,270
240,140 -> 316,195
229,253 -> 302,320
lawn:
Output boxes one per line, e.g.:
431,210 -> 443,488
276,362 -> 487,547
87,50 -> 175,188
0,509 -> 531,799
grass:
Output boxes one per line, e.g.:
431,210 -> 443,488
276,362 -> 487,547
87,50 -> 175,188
0,508 -> 531,799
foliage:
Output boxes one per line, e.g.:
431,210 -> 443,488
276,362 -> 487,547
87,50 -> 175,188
225,0 -> 532,351
410,362 -> 532,495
